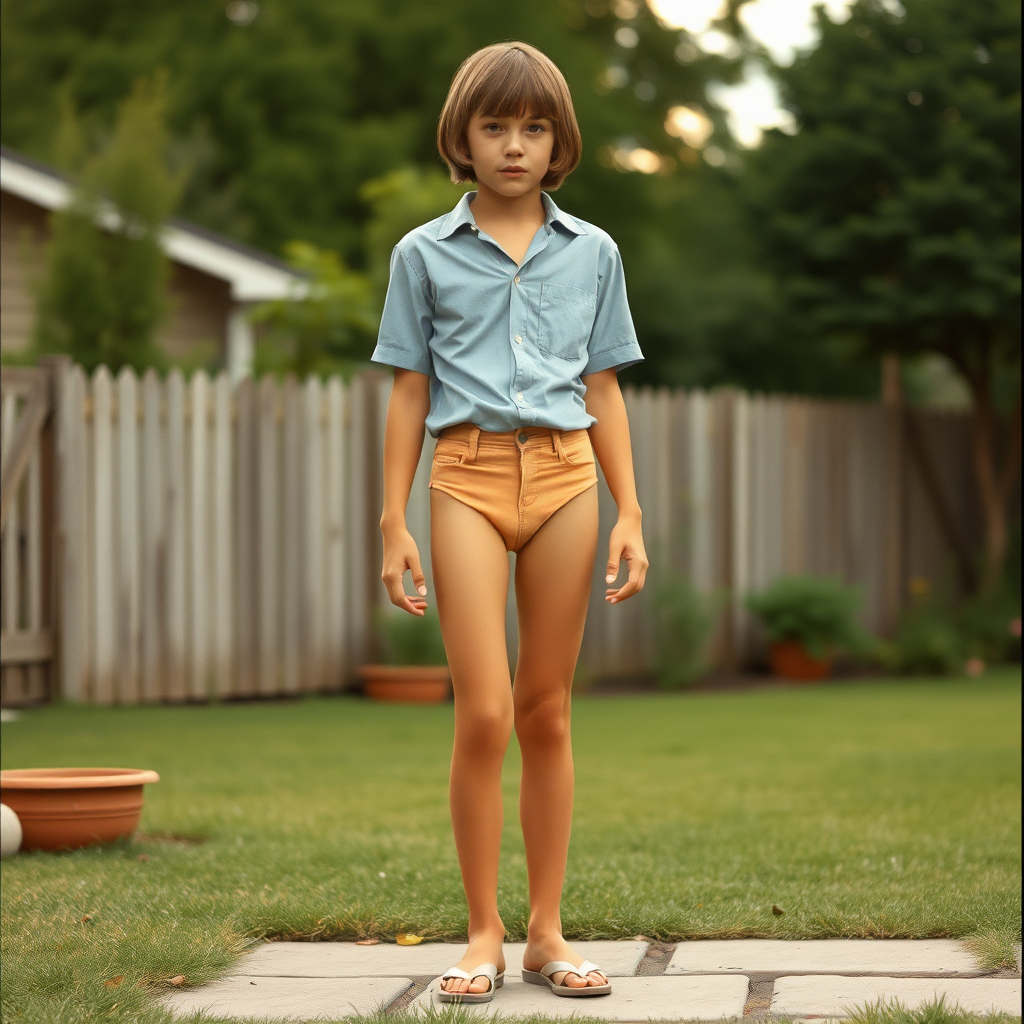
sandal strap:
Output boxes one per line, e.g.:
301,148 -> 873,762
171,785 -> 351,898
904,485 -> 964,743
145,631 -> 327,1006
440,963 -> 499,984
541,959 -> 604,980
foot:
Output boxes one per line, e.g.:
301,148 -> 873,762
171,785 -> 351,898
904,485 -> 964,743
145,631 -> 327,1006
439,926 -> 506,996
523,934 -> 608,989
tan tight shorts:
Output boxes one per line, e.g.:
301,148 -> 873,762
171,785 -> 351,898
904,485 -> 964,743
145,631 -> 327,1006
429,422 -> 599,553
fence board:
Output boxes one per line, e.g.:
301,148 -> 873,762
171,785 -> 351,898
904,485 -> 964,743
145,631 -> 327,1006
116,369 -> 141,703
140,369 -> 164,702
212,372 -> 233,698
281,376 -> 302,693
257,374 -> 279,695
234,377 -> 257,697
165,370 -> 187,701
90,368 -> 115,703
323,377 -> 347,689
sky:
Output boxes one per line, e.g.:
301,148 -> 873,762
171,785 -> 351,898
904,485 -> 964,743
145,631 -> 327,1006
648,0 -> 856,147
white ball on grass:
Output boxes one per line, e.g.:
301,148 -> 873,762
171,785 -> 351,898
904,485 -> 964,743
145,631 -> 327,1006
1,803 -> 23,857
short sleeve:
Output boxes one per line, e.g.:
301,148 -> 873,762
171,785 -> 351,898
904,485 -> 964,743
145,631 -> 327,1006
582,240 -> 644,376
370,245 -> 434,375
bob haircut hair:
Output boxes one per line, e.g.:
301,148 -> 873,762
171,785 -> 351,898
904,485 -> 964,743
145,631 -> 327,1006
437,42 -> 582,190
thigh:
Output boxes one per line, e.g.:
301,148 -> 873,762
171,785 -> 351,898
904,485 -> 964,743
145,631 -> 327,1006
430,488 -> 513,709
513,484 -> 599,703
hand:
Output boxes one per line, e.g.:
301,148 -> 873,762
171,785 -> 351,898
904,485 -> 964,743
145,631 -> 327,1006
381,523 -> 428,615
604,515 -> 648,604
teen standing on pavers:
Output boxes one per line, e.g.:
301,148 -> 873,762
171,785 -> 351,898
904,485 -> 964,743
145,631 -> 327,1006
372,42 -> 648,1005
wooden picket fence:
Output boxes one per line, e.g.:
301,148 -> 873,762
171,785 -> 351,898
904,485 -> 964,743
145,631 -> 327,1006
0,359 -> 981,705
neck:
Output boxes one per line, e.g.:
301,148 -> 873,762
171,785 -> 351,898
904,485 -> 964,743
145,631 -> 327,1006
470,180 -> 545,223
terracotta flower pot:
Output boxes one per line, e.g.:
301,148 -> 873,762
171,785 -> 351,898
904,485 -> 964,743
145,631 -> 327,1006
358,665 -> 451,703
0,768 -> 160,852
769,639 -> 832,682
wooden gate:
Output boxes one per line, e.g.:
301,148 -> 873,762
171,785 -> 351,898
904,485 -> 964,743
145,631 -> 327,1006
0,361 -> 58,706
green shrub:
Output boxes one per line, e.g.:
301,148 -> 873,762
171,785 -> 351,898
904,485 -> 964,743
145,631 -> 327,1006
886,597 -> 966,675
374,606 -> 447,666
745,575 -> 869,660
651,568 -> 717,688
885,575 -> 1021,676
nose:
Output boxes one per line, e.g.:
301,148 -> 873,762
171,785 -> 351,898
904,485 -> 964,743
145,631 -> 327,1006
504,131 -> 526,156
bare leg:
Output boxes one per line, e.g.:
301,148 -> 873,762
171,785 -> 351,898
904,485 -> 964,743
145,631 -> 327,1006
514,485 -> 607,988
430,488 -> 512,994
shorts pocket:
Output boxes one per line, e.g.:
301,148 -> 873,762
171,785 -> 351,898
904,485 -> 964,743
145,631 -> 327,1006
432,439 -> 467,465
562,432 -> 595,466
537,283 -> 596,361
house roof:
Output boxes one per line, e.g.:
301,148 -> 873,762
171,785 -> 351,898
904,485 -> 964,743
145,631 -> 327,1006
0,146 -> 306,302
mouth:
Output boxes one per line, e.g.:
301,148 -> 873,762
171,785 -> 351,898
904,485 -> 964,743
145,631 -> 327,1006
499,166 -> 528,177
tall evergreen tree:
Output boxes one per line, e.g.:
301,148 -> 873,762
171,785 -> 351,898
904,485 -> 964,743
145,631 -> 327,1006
746,0 -> 1021,588
34,76 -> 181,372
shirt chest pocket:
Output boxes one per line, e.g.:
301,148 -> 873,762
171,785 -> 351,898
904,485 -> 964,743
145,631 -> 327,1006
536,283 -> 597,361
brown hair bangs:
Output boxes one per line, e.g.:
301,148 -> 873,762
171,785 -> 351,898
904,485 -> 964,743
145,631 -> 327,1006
437,42 -> 582,190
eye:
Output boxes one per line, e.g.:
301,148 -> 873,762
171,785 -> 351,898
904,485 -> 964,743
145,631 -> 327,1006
484,123 -> 503,132
526,124 -> 546,134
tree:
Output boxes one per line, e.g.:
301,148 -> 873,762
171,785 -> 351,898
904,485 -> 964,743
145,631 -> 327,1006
33,76 -> 181,372
746,0 -> 1021,589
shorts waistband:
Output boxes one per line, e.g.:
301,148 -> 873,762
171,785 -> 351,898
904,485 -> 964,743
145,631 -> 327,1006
437,422 -> 588,462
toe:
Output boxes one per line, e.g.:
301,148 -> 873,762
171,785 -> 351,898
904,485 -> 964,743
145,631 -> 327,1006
469,976 -> 491,993
563,971 -> 589,988
586,971 -> 607,986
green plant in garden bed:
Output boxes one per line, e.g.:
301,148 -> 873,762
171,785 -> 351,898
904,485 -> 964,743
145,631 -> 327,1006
745,575 -> 871,659
1,673 -> 1020,1023
650,566 -> 718,688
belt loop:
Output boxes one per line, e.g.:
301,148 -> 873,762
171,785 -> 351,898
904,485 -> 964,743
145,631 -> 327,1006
466,424 -> 481,463
551,428 -> 567,464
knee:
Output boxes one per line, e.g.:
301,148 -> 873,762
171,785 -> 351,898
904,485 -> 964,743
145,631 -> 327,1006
454,705 -> 513,761
514,693 -> 570,749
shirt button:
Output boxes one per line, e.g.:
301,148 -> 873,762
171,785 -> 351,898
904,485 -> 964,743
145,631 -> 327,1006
514,335 -> 522,344
515,392 -> 524,402
514,275 -> 521,284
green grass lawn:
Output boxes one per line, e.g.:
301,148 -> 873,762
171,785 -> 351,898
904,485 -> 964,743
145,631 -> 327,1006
1,671 -> 1020,1023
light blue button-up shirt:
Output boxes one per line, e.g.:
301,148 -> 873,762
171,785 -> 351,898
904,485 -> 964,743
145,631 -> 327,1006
370,190 -> 643,438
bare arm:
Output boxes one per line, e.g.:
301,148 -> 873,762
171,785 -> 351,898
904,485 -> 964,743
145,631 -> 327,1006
582,368 -> 649,603
380,367 -> 431,615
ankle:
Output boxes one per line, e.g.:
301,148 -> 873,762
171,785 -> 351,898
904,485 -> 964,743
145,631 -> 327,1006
525,925 -> 564,946
467,920 -> 505,942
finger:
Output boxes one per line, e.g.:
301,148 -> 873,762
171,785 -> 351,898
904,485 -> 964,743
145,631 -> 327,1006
606,556 -> 643,602
605,551 -> 621,584
408,551 -> 428,597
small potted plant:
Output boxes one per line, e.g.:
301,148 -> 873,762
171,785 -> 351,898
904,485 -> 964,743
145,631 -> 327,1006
358,606 -> 451,703
745,575 -> 869,681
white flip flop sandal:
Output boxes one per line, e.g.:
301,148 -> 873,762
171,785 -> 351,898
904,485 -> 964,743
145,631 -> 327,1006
436,963 -> 504,1004
521,959 -> 611,997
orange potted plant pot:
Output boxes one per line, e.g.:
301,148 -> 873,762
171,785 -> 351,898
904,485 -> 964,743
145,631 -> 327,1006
746,575 -> 870,683
0,768 -> 160,852
768,638 -> 832,681
358,606 -> 451,704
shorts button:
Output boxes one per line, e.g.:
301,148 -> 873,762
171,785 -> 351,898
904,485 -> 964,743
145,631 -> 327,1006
518,432 -> 528,444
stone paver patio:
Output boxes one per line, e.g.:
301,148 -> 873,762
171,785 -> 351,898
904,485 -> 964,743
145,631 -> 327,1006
162,939 -> 1023,1022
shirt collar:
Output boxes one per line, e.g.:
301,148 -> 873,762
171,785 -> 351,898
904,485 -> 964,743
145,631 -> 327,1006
436,190 -> 587,240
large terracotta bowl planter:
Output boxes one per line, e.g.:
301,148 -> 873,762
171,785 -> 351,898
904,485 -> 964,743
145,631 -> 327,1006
358,665 -> 451,704
769,639 -> 832,682
0,768 -> 160,852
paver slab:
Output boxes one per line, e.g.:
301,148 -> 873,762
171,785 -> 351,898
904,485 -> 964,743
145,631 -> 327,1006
668,939 -> 979,976
410,974 -> 749,1020
235,939 -> 647,978
161,975 -> 411,1020
772,975 -> 1022,1017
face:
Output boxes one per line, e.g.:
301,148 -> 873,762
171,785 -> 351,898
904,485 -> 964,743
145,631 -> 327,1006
464,111 -> 555,196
